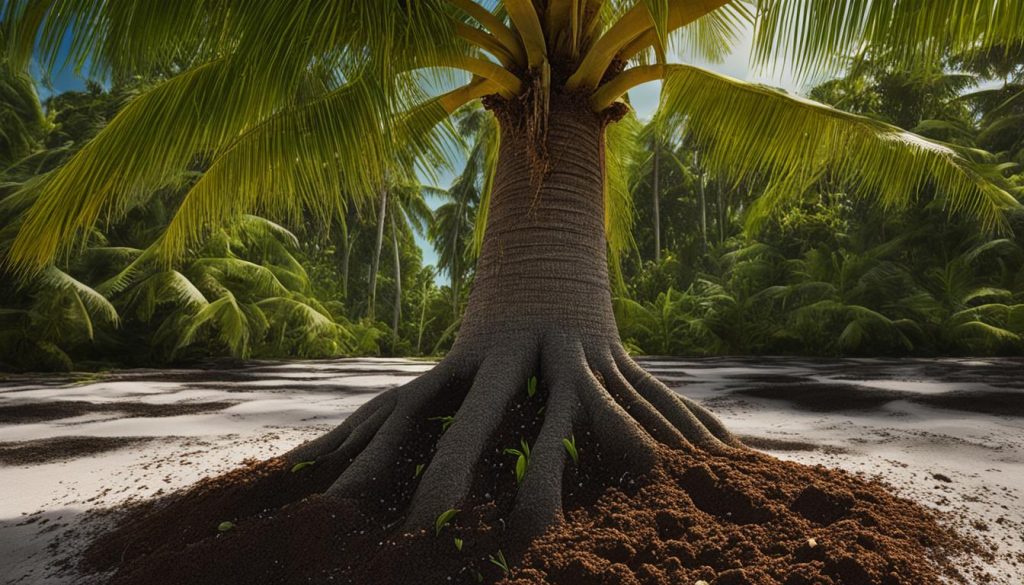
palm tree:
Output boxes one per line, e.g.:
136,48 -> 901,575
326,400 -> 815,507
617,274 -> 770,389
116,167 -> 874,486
96,215 -> 349,361
0,28 -> 44,167
3,0 -> 1023,553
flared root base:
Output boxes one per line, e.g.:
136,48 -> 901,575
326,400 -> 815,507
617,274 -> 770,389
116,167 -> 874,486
79,339 -> 972,585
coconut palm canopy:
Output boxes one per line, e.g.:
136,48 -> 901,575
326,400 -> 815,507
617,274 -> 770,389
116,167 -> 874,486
2,0 -> 1022,273
4,3 -> 1024,581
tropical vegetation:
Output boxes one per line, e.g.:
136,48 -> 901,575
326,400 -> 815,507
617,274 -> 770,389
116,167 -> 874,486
2,2 -> 1023,583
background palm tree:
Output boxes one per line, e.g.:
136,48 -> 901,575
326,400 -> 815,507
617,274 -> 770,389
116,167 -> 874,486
2,1 -> 1023,574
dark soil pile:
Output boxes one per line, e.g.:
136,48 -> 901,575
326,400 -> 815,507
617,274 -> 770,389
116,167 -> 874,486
79,444 -> 976,585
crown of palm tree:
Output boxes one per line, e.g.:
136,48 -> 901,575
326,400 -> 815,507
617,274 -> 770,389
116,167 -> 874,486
3,0 -> 1022,273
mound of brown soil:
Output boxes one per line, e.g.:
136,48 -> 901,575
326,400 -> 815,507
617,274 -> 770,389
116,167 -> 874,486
79,444 -> 975,585
506,448 -> 975,585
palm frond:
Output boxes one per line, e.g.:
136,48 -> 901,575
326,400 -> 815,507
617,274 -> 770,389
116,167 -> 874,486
174,290 -> 254,358
36,265 -> 118,325
605,110 -> 642,289
657,64 -> 1021,233
752,0 -> 1024,80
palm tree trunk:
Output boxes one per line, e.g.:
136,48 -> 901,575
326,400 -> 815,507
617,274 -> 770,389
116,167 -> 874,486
367,187 -> 387,320
283,93 -> 740,540
652,139 -> 661,261
390,209 -> 402,338
416,278 -> 429,355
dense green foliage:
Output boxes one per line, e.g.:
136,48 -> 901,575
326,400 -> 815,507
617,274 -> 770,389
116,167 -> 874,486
1,47 -> 1022,370
0,81 -> 458,370
618,52 -> 1024,356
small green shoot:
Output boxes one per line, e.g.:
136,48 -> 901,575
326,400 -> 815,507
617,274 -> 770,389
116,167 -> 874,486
435,508 -> 459,535
503,439 -> 531,483
414,463 -> 425,478
527,375 -> 537,398
488,550 -> 510,575
453,537 -> 464,551
562,435 -> 579,465
217,521 -> 235,532
290,460 -> 315,473
429,415 -> 455,431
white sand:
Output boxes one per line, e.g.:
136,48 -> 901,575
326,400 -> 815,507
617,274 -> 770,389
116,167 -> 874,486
1,357 -> 1021,584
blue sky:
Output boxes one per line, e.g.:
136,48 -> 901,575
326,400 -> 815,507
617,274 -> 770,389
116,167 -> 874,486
43,20 -> 806,279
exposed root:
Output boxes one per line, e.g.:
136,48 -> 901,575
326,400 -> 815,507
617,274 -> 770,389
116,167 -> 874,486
507,341 -> 582,539
613,344 -> 742,451
596,350 -> 689,450
78,340 -> 970,585
406,342 -> 537,527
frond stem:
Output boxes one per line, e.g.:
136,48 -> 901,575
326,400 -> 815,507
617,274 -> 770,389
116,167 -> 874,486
421,55 -> 523,97
503,0 -> 548,69
591,64 -> 666,111
567,0 -> 731,90
438,79 -> 503,113
447,0 -> 528,67
454,22 -> 516,68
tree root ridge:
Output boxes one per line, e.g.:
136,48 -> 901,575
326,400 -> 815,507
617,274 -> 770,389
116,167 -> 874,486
79,343 -> 973,585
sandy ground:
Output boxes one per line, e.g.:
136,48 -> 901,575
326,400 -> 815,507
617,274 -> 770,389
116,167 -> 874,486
1,357 -> 1022,584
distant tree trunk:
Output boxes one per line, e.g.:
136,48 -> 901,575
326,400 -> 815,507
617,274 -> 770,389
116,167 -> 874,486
390,209 -> 402,338
718,185 -> 726,245
695,150 -> 708,252
338,216 -> 352,299
367,187 -> 387,320
416,278 -> 429,355
450,199 -> 464,315
652,139 -> 661,262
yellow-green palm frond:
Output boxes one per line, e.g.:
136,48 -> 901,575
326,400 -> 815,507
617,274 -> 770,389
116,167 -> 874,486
119,269 -> 208,322
657,64 -> 1021,233
628,1 -> 750,65
192,257 -> 289,299
464,109 -> 500,258
158,76 -> 418,261
605,110 -> 642,289
36,265 -> 119,333
752,0 -> 1024,80
3,0 -> 467,272
173,290 -> 254,358
3,0 -> 459,82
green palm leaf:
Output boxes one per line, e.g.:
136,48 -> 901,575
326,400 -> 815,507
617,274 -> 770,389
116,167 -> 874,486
36,265 -> 118,326
657,64 -> 1020,233
753,0 -> 1024,80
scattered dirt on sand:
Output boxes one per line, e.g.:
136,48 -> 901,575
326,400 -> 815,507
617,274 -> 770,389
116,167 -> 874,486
0,400 -> 236,423
79,443 -> 976,585
736,435 -> 851,454
735,383 -> 1024,417
0,436 -> 161,466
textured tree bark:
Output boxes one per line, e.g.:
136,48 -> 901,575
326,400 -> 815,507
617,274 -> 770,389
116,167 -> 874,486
453,96 -> 618,350
285,91 -> 741,543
